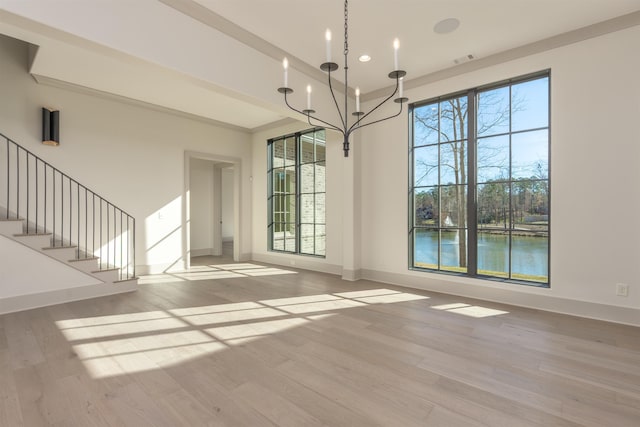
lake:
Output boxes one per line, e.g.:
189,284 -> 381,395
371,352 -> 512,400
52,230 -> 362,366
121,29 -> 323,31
414,230 -> 548,280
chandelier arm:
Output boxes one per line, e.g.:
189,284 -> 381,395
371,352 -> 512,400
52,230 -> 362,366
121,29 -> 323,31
326,69 -> 347,129
305,114 -> 346,136
283,91 -> 344,133
351,101 -> 404,131
347,81 -> 399,133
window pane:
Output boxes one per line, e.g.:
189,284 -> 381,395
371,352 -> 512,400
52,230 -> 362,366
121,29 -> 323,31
284,138 -> 296,167
512,77 -> 549,132
284,226 -> 296,252
414,189 -> 437,227
315,141 -> 326,162
440,140 -> 467,185
273,234 -> 285,251
414,145 -> 438,187
511,180 -> 548,229
285,195 -> 296,223
477,86 -> 510,137
301,139 -> 314,164
300,224 -> 314,254
300,194 -> 314,222
477,135 -> 509,183
511,232 -> 548,282
300,163 -> 314,193
414,229 -> 438,268
315,162 -> 326,192
439,185 -> 467,228
272,195 -> 283,221
439,97 -> 467,143
440,229 -> 467,273
413,103 -> 439,146
478,232 -> 509,278
477,182 -> 510,230
273,168 -> 285,192
315,193 -> 325,223
315,225 -> 326,256
273,139 -> 285,168
284,167 -> 296,192
512,130 -> 548,180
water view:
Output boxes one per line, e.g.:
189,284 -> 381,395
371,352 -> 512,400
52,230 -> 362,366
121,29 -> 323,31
414,230 -> 548,281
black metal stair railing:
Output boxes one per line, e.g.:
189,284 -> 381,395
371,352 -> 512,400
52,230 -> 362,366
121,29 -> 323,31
1,132 -> 135,281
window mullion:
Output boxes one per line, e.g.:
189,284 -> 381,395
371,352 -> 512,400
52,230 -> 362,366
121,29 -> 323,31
467,89 -> 478,277
295,132 -> 301,254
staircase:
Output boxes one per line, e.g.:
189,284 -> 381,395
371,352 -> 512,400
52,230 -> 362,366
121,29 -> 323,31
1,132 -> 137,313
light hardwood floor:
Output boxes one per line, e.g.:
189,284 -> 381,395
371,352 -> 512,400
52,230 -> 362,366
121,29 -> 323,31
1,256 -> 639,426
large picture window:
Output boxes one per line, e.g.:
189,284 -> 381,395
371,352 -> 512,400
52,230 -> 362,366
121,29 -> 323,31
410,71 -> 549,285
268,128 -> 326,256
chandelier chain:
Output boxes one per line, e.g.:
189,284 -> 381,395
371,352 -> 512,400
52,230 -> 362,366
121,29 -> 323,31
344,0 -> 349,56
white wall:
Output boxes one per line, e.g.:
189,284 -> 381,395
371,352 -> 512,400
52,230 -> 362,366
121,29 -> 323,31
359,25 -> 640,325
0,235 -> 100,299
221,167 -> 234,241
0,35 -> 253,274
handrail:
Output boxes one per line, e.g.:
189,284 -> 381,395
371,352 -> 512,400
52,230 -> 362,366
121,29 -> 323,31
1,132 -> 135,281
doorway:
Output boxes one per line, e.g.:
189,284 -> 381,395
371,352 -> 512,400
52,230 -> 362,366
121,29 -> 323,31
184,152 -> 240,269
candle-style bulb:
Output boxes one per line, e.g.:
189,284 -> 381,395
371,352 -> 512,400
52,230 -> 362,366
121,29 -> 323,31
355,87 -> 361,112
306,85 -> 312,110
283,57 -> 289,87
325,29 -> 332,63
393,38 -> 400,70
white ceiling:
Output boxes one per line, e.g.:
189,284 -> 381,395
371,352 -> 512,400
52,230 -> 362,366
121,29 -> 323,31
193,0 -> 640,92
1,0 -> 639,130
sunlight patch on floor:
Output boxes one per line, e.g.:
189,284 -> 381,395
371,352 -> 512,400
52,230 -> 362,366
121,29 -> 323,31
138,263 -> 298,284
56,288 -> 442,379
431,302 -> 509,318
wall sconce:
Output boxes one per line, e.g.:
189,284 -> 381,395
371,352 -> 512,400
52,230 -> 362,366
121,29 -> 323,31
42,107 -> 60,146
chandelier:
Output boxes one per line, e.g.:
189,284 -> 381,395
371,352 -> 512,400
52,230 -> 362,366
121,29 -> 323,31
278,0 -> 408,157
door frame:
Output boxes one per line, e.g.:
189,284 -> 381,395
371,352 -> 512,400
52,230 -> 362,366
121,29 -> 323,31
183,151 -> 242,269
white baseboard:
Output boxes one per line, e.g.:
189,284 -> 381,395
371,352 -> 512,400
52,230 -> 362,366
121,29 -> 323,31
0,281 -> 137,315
361,269 -> 640,327
191,248 -> 214,257
341,269 -> 362,281
251,252 -> 342,276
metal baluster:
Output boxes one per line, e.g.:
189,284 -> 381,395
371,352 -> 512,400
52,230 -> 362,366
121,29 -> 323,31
93,194 -> 95,261
85,188 -> 88,259
5,138 -> 9,219
44,164 -> 47,233
35,158 -> 39,233
61,174 -> 63,246
53,171 -> 56,246
106,202 -> 109,269
77,182 -> 80,258
120,210 -> 123,280
69,177 -> 71,248
16,146 -> 20,221
100,199 -> 103,269
131,217 -> 136,277
26,152 -> 29,233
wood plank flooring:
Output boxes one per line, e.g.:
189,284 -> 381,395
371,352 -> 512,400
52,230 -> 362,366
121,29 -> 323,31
1,256 -> 639,426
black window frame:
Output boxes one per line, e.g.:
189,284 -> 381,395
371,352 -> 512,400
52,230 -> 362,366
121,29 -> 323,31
268,127 -> 326,257
409,70 -> 550,287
